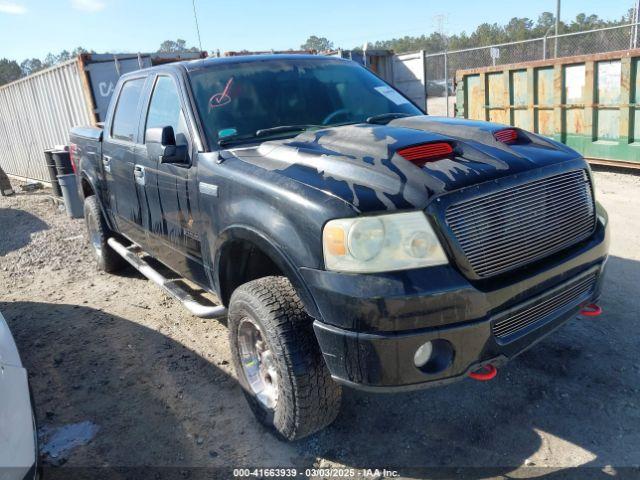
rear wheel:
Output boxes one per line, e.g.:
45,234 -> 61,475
228,276 -> 342,441
83,195 -> 126,273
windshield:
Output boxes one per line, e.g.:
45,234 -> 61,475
188,57 -> 422,146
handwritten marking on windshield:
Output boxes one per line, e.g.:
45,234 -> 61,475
209,77 -> 234,110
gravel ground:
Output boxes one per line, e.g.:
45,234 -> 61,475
1,170 -> 639,479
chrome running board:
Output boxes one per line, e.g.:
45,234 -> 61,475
107,237 -> 227,319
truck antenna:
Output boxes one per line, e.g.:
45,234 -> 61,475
192,0 -> 203,54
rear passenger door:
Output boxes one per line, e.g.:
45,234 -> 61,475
102,76 -> 147,245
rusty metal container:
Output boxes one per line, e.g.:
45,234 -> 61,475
455,49 -> 640,168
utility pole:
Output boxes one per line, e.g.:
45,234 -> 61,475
554,0 -> 561,58
433,14 -> 450,116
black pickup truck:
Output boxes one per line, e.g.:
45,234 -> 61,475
70,54 -> 609,440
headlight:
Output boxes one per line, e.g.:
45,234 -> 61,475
322,211 -> 448,273
347,217 -> 384,260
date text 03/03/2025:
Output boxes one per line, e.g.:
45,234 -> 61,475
232,467 -> 400,478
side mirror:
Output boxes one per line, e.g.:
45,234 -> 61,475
145,126 -> 188,164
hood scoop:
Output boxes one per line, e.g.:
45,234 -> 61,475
397,142 -> 455,167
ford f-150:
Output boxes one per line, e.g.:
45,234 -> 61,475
69,55 -> 609,440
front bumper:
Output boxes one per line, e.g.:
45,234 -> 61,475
304,212 -> 609,391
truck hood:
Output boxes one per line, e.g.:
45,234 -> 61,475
225,115 -> 582,212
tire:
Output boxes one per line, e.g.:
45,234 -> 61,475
228,276 -> 342,441
83,195 -> 126,273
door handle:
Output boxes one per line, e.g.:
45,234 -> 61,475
134,165 -> 145,186
102,155 -> 111,173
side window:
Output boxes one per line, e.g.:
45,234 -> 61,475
146,76 -> 189,146
111,78 -> 145,142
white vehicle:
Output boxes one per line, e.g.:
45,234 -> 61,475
0,310 -> 37,479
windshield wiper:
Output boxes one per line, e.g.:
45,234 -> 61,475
218,124 -> 319,147
255,125 -> 318,137
365,113 -> 415,125
218,133 -> 258,147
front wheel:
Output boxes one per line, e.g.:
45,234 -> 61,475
228,276 -> 342,441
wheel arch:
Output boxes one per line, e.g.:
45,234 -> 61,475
79,170 -> 115,231
80,174 -> 95,199
214,225 -> 320,319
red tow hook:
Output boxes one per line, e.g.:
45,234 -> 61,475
469,364 -> 497,381
580,303 -> 602,317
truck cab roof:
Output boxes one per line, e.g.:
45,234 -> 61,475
117,54 -> 349,80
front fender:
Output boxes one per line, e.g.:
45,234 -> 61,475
196,153 -> 357,319
213,225 -> 321,319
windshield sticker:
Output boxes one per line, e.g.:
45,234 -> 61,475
374,86 -> 409,106
209,77 -> 234,110
218,127 -> 237,138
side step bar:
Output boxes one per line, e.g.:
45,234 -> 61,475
107,237 -> 227,319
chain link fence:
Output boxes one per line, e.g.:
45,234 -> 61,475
419,22 -> 640,117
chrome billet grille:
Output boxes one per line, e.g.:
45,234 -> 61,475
492,273 -> 597,339
445,170 -> 595,278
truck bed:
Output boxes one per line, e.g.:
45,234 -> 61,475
70,125 -> 104,200
70,125 -> 103,142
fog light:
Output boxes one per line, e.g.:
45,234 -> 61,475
413,338 -> 455,374
413,341 -> 433,367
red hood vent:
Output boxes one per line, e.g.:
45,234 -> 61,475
397,142 -> 454,166
494,128 -> 519,144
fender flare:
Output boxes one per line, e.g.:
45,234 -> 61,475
79,170 -> 114,231
213,225 -> 321,319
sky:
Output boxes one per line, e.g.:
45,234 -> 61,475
0,0 -> 634,62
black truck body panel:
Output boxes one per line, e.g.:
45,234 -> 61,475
70,55 -> 609,391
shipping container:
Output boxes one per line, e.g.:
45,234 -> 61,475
0,51 -> 205,182
455,49 -> 640,168
391,51 -> 426,109
326,49 -> 395,84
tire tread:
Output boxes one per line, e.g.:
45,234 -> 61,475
228,276 -> 341,440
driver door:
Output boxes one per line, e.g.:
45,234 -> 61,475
138,74 -> 203,278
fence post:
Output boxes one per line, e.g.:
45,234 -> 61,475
554,0 -> 560,58
421,50 -> 428,114
634,3 -> 640,49
444,51 -> 450,117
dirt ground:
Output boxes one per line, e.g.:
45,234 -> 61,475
1,169 -> 639,479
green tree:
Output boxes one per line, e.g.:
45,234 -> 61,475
504,17 -> 534,41
57,50 -> 72,62
43,53 -> 57,68
20,58 -> 44,76
566,13 -> 606,33
15,47 -> 93,79
158,39 -> 199,53
0,59 -> 22,86
55,47 -> 90,63
300,36 -> 334,51
365,9 -> 632,54
534,11 -> 556,35
470,23 -> 506,45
